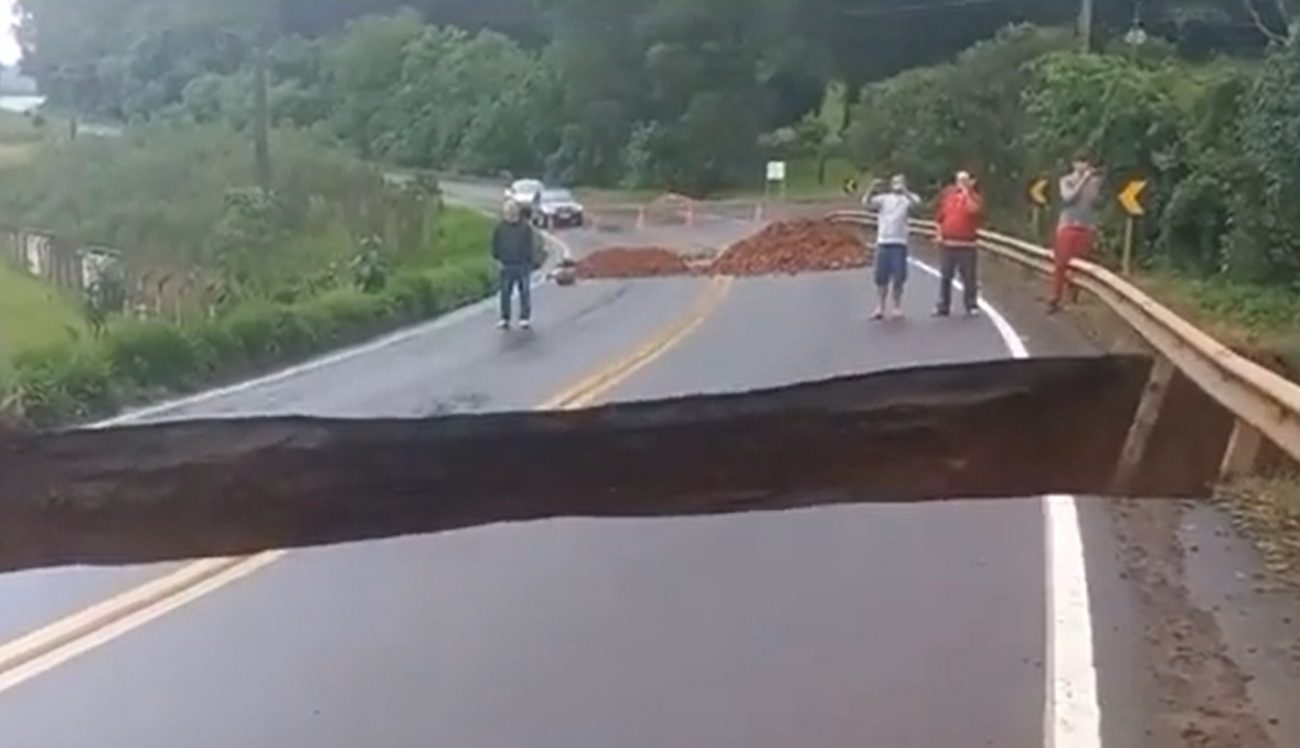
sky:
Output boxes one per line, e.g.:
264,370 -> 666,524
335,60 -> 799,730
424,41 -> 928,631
1,0 -> 18,66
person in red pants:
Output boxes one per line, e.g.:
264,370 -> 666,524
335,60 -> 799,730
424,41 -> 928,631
1051,152 -> 1103,313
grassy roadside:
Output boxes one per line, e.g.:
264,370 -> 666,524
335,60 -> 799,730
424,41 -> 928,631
0,263 -> 87,357
1133,271 -> 1300,378
1,208 -> 495,427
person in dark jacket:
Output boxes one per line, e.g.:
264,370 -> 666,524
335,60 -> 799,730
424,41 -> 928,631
493,201 -> 538,329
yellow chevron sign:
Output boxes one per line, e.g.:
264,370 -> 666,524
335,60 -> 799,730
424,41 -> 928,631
1119,179 -> 1148,217
1028,178 -> 1050,207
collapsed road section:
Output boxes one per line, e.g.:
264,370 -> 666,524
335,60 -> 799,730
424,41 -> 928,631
0,355 -> 1204,574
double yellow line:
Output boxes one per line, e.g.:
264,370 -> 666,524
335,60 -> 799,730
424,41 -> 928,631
540,275 -> 732,409
0,274 -> 733,695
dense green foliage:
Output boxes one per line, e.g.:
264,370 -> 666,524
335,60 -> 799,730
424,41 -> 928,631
0,262 -> 85,356
849,25 -> 1300,290
22,0 -> 1230,193
0,122 -> 448,299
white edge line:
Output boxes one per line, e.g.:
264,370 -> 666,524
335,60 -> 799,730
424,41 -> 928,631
93,232 -> 571,429
910,257 -> 1101,748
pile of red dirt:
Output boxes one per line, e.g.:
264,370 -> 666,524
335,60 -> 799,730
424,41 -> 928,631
576,247 -> 692,279
711,219 -> 868,276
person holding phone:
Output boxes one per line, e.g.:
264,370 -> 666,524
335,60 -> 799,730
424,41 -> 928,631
1051,152 -> 1103,313
863,174 -> 923,320
933,170 -> 985,317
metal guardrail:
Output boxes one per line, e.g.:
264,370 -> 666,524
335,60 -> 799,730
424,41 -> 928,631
829,209 -> 1300,484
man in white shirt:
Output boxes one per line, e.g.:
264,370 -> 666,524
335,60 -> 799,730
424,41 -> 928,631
863,174 -> 923,320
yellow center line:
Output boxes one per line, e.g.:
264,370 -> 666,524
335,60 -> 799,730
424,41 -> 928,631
0,274 -> 732,695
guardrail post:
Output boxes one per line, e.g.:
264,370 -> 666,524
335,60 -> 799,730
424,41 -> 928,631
1112,356 -> 1176,493
1218,419 -> 1263,482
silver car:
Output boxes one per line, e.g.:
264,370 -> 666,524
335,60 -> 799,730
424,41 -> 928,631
504,179 -> 544,215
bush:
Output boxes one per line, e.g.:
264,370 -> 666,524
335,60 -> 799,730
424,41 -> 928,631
218,301 -> 285,361
431,208 -> 494,267
189,318 -> 247,371
11,345 -> 118,426
103,319 -> 211,392
848,25 -> 1068,202
298,287 -> 390,337
387,272 -> 438,317
1174,277 -> 1300,332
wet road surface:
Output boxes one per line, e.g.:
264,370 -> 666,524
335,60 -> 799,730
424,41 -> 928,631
0,227 -> 1054,747
0,222 -> 716,654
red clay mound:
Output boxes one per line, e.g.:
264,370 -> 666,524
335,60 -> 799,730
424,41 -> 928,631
576,247 -> 692,279
712,219 -> 868,276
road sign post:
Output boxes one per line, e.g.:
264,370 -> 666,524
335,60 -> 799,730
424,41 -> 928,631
1122,217 -> 1136,275
1028,178 -> 1050,241
1118,178 -> 1148,275
765,160 -> 787,203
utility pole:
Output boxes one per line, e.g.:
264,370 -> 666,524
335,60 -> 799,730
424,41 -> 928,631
251,5 -> 274,192
1078,0 -> 1095,51
252,43 -> 271,191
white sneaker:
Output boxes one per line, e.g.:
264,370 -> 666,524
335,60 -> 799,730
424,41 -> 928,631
520,319 -> 532,330
497,319 -> 510,330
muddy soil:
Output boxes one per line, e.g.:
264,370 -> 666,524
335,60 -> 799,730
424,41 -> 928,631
712,219 -> 867,276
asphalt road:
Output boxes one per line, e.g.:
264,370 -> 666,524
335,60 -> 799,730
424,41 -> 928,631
0,219 -> 1056,747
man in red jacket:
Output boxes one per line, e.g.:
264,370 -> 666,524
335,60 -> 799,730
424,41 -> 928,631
933,170 -> 984,317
